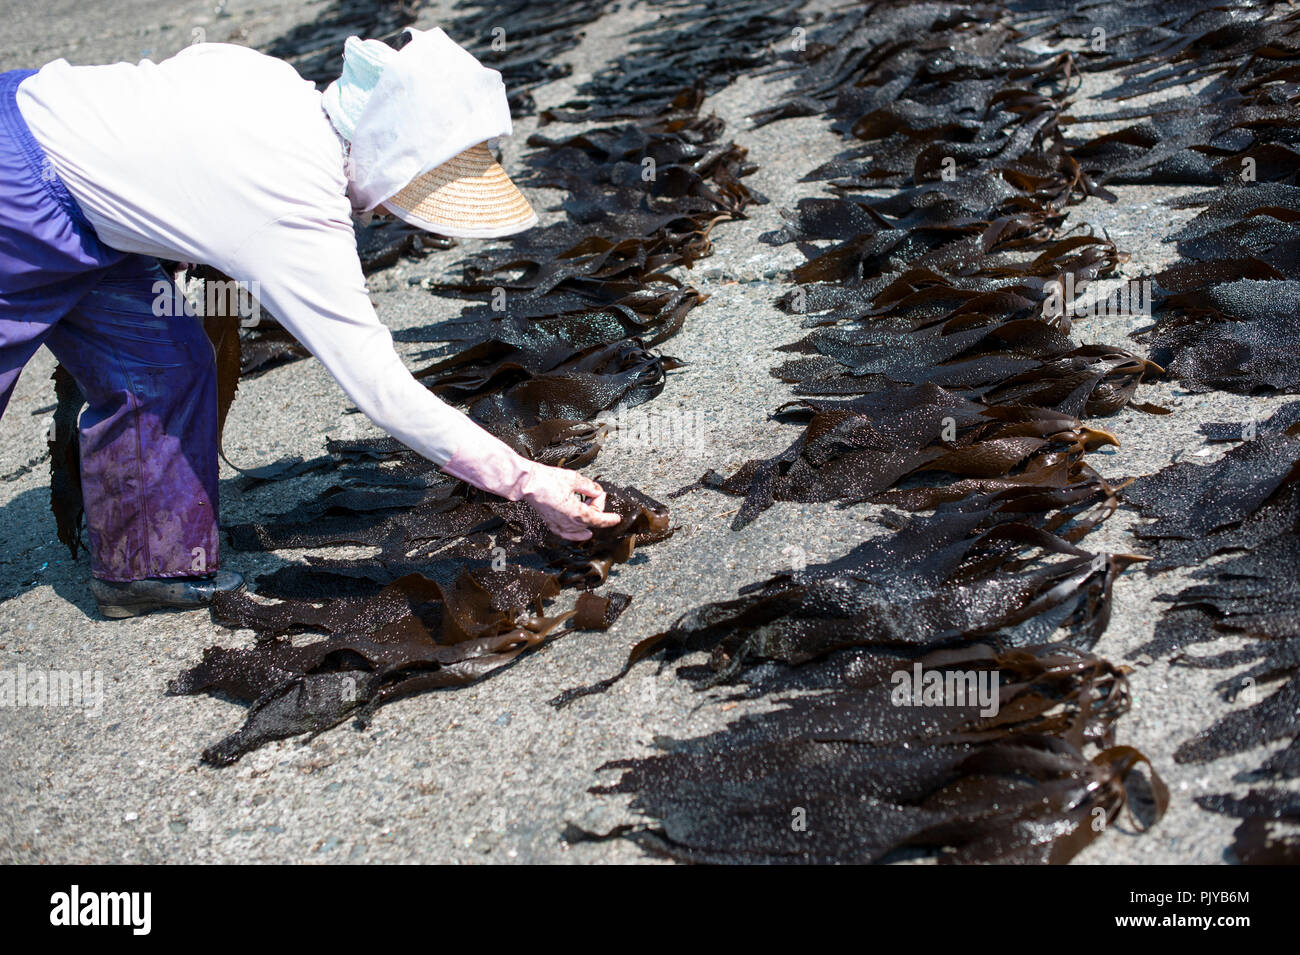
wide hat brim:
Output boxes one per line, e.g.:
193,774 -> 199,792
382,142 -> 537,239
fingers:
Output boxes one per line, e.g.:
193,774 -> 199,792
572,474 -> 607,511
577,502 -> 622,527
525,468 -> 623,540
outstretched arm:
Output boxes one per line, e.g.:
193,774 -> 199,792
228,214 -> 620,540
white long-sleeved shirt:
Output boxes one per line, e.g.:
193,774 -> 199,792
16,42 -> 486,465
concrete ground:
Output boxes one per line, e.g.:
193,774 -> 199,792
0,1 -> 1294,864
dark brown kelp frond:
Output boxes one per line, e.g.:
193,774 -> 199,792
678,383 -> 1120,529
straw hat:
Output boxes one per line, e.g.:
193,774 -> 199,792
324,29 -> 536,239
382,142 -> 537,239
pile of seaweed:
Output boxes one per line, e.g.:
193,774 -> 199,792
1123,403 -> 1300,863
172,472 -> 671,766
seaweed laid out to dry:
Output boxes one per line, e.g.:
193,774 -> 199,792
559,482 -> 1132,703
553,0 -> 1188,863
173,475 -> 672,766
680,384 -> 1120,529
170,6 -> 767,763
1019,0 -> 1300,860
570,645 -> 1162,864
394,83 -> 761,462
1056,5 -> 1300,394
1121,405 -> 1300,858
668,0 -> 1155,533
560,483 -> 1164,863
1140,197 -> 1300,393
540,0 -> 805,123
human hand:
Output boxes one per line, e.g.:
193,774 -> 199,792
440,434 -> 621,541
518,463 -> 621,541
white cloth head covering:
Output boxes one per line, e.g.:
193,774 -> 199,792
322,27 -> 513,212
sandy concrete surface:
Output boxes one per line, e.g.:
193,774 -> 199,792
0,0 -> 1294,864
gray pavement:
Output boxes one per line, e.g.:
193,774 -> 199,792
0,0 -> 1294,864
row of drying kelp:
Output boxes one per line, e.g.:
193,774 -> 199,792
539,0 -> 806,122
167,1 -> 779,763
1125,404 -> 1300,862
558,0 -> 1177,863
401,94 -> 756,448
1048,1 -> 1300,394
561,480 -> 1163,862
1033,0 -> 1300,861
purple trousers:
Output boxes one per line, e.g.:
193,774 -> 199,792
0,69 -> 219,581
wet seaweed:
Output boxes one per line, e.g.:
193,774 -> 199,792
678,384 -> 1120,529
174,482 -> 670,764
1197,789 -> 1300,864
1055,4 -> 1300,394
557,478 -> 1132,706
540,0 -> 804,123
557,0 -> 1197,863
1121,413 -> 1300,855
567,643 -> 1165,864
